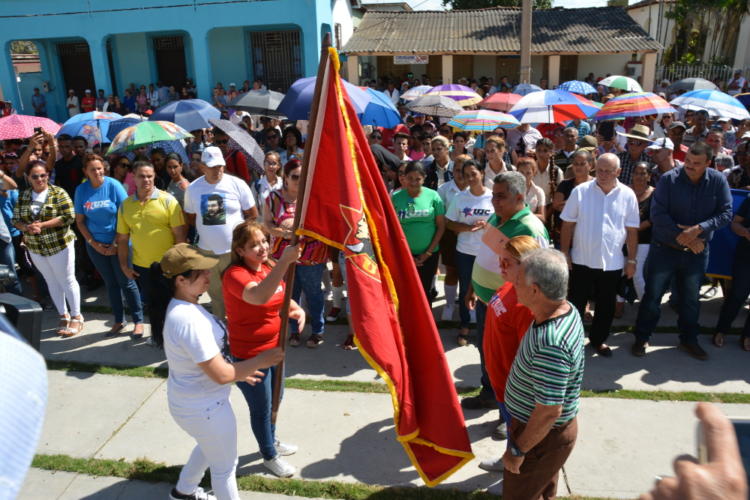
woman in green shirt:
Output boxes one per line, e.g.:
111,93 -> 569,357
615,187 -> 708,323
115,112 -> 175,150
391,161 -> 445,303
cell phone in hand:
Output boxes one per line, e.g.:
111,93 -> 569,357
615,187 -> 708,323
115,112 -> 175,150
698,417 -> 750,491
33,127 -> 42,135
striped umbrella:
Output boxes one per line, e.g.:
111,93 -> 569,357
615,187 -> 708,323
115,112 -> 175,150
557,80 -> 597,95
509,90 -> 600,124
479,92 -> 522,112
401,85 -> 433,102
106,121 -> 193,155
425,84 -> 482,106
595,92 -> 675,120
598,75 -> 643,93
447,109 -> 520,131
670,90 -> 750,120
512,83 -> 542,96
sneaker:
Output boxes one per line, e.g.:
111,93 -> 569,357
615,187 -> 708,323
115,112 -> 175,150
491,421 -> 507,440
306,333 -> 324,348
478,456 -> 504,473
441,304 -> 455,321
263,456 -> 295,477
275,440 -> 298,456
169,486 -> 216,500
326,307 -> 341,322
460,395 -> 497,410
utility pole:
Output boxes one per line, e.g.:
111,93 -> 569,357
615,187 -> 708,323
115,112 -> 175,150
519,0 -> 532,84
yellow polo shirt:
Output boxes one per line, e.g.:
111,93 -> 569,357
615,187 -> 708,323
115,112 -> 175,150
116,189 -> 185,268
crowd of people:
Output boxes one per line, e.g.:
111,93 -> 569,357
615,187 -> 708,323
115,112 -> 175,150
3,71 -> 750,499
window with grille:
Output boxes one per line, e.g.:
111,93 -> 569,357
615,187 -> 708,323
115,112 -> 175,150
250,30 -> 302,92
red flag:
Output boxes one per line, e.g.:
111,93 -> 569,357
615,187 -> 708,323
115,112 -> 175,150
298,48 -> 473,486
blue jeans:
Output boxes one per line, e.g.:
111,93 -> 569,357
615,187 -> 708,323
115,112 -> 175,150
634,243 -> 709,345
455,251 -> 476,328
0,238 -> 22,295
475,300 -> 495,400
716,248 -> 750,339
291,263 -> 325,335
498,401 -> 513,427
86,242 -> 143,324
234,362 -> 279,461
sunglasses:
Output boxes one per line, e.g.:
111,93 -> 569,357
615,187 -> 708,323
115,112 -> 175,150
30,173 -> 47,180
214,139 -> 229,145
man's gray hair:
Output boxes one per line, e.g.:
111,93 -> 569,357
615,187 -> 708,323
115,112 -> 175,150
521,248 -> 569,301
494,171 -> 526,197
597,152 -> 620,170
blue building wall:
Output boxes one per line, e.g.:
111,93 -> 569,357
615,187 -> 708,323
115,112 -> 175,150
0,0 -> 333,123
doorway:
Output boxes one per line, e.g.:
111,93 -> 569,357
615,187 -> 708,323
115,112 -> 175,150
57,42 -> 95,97
153,35 -> 187,88
250,30 -> 302,91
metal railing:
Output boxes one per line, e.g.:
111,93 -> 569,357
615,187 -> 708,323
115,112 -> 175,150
655,64 -> 747,85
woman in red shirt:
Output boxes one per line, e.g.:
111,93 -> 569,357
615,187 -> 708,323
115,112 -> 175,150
222,220 -> 305,478
480,235 -> 539,471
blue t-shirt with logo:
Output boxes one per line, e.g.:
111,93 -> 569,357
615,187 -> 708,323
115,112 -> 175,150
74,177 -> 127,244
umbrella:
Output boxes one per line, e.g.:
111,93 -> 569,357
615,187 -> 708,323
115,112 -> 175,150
278,76 -> 370,120
479,92 -> 522,112
512,83 -> 542,96
106,117 -> 146,141
106,121 -> 193,155
401,85 -> 433,102
425,84 -> 482,106
370,144 -> 401,172
150,99 -> 220,131
359,88 -> 401,128
228,90 -> 286,118
667,77 -> 718,95
447,109 -> 520,131
57,111 -> 123,143
122,140 -> 190,164
0,115 -> 60,140
209,118 -> 265,174
509,90 -> 600,124
598,75 -> 643,93
405,94 -> 463,118
670,90 -> 750,121
557,80 -> 598,95
735,93 -> 750,110
595,92 -> 675,120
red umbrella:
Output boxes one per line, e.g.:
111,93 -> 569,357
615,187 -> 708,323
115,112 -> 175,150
0,114 -> 60,140
479,93 -> 522,112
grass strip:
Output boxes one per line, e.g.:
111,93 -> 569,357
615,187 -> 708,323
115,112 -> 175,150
31,454 -> 608,499
46,360 -> 168,379
581,389 -> 750,404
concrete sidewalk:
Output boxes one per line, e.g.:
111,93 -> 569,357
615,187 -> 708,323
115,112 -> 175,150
22,370 -> 750,499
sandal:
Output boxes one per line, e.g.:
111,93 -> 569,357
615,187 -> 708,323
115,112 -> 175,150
132,323 -> 145,337
742,336 -> 750,352
712,332 -> 725,348
62,315 -> 84,338
289,332 -> 301,347
342,334 -> 356,350
107,322 -> 127,337
56,315 -> 70,336
306,333 -> 324,348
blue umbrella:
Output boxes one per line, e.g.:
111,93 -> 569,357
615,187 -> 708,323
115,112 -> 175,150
557,80 -> 597,95
512,83 -> 542,96
278,76 -> 370,120
106,117 -> 144,141
359,88 -> 401,128
57,111 -> 123,144
149,99 -> 220,131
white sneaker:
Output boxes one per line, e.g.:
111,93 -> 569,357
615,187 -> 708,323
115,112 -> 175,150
478,456 -> 504,472
441,304 -> 455,321
263,456 -> 295,477
275,440 -> 298,456
169,486 -> 216,500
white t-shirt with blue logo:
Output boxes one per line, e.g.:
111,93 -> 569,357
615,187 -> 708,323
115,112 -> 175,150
74,177 -> 128,244
446,187 -> 494,255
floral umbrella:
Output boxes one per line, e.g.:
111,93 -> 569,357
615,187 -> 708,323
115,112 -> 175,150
106,121 -> 192,155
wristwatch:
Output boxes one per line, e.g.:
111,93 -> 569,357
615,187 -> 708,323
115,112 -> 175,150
509,442 -> 526,457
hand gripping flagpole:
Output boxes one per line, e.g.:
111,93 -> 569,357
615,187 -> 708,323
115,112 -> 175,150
271,33 -> 332,426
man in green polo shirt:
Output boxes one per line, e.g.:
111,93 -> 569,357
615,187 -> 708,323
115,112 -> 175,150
463,171 -> 549,438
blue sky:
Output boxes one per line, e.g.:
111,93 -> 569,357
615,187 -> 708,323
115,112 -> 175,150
396,0 -> 613,9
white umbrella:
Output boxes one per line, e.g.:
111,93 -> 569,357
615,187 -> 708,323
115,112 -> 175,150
401,85 -> 433,102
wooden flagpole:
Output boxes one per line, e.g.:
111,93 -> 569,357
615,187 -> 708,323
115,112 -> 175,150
271,33 -> 332,425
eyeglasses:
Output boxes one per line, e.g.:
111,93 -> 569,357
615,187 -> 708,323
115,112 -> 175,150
214,139 -> 229,145
30,174 -> 47,180
290,174 -> 301,180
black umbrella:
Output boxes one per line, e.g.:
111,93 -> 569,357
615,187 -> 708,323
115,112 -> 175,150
370,144 -> 401,172
209,118 -> 265,174
667,77 -> 718,95
229,90 -> 286,118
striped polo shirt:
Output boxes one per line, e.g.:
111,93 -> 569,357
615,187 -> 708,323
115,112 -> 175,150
471,206 -> 550,304
504,304 -> 585,426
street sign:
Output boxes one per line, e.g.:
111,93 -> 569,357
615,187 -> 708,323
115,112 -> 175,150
394,55 -> 429,65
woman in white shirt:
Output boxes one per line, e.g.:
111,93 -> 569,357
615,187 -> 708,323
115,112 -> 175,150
157,243 -> 283,500
515,157 -> 546,221
445,159 -> 493,345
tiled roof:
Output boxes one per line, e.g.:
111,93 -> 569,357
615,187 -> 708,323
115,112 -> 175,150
342,7 -> 662,55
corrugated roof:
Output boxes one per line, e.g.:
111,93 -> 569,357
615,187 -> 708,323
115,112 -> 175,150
342,7 -> 662,55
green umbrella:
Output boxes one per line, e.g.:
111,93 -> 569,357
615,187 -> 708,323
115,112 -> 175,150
598,75 -> 643,93
106,120 -> 193,155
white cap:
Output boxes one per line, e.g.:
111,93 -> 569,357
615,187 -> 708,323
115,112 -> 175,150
201,146 -> 225,167
85,89 -> 91,93
229,82 -> 236,87
646,137 -> 674,151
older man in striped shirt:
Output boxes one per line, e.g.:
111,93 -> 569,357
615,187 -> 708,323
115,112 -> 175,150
502,248 -> 585,500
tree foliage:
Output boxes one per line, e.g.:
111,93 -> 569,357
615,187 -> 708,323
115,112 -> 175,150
10,41 -> 38,55
442,0 -> 552,9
